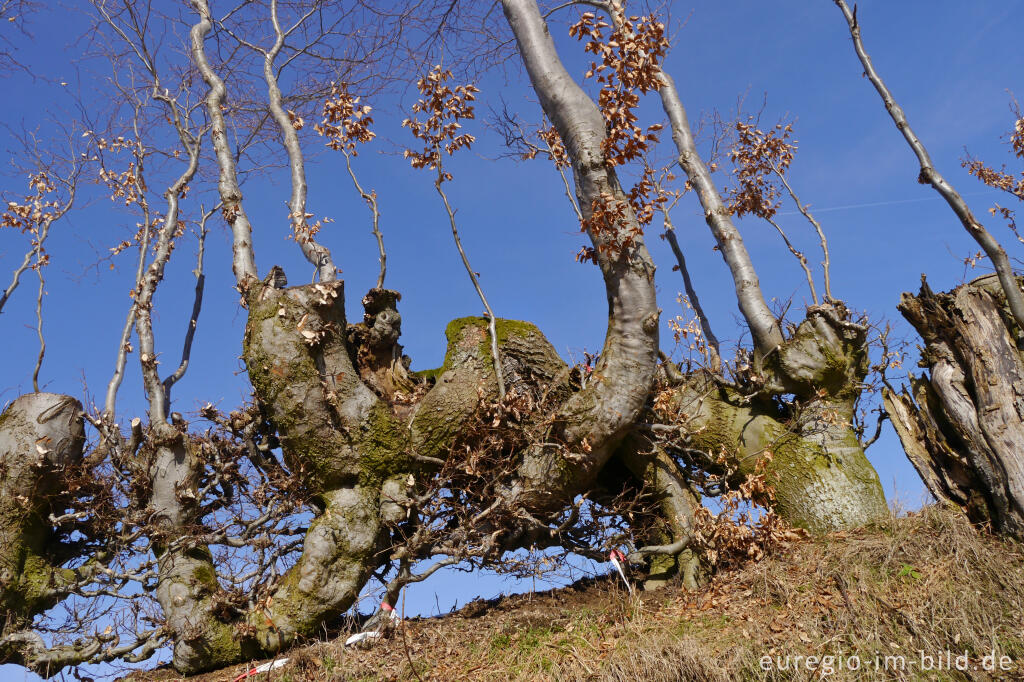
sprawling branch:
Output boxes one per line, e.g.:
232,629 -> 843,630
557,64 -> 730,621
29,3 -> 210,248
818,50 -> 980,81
501,0 -> 659,503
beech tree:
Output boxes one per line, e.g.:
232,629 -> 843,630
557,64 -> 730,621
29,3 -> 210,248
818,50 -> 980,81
1,0 -> 1012,677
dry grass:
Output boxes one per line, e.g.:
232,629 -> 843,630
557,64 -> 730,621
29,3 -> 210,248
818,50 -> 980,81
129,505 -> 1024,681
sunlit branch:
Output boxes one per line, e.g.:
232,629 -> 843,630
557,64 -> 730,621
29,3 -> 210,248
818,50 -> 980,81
834,0 -> 1024,330
189,0 -> 259,288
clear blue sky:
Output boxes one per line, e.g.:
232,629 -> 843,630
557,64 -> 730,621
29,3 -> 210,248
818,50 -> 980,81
1,1 -> 1021,679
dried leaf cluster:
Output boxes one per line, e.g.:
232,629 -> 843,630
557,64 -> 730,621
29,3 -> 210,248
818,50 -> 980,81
316,83 -> 376,155
726,120 -> 797,220
403,65 -> 479,182
570,10 -> 667,166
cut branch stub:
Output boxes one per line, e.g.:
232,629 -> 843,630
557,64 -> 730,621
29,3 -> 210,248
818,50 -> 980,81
410,316 -> 569,461
886,274 -> 1024,538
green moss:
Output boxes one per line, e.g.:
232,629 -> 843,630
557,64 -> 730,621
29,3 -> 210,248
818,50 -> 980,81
359,402 -> 412,487
0,405 -> 13,431
442,316 -> 542,369
190,618 -> 249,672
411,366 -> 443,381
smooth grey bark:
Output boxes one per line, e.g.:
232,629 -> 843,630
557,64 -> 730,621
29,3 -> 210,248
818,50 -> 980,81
655,71 -> 784,356
189,0 -> 259,288
501,0 -> 660,507
884,275 -> 1024,538
833,0 -> 1024,332
260,0 -> 337,283
608,9 -> 884,531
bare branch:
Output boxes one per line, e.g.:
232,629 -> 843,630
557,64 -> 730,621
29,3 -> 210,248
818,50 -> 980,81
261,0 -> 337,282
189,0 -> 259,288
834,0 -> 1024,330
765,216 -> 818,304
162,205 -> 215,409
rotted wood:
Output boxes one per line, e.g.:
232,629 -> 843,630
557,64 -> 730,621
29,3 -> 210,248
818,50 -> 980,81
886,274 -> 1024,537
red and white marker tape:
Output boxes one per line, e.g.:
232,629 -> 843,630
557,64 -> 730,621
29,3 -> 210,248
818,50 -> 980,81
609,549 -> 634,594
381,601 -> 401,622
344,601 -> 401,647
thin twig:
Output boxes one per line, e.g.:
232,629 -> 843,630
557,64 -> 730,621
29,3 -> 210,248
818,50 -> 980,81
32,258 -> 45,392
771,160 -> 832,301
343,149 -> 386,288
162,205 -> 215,413
436,168 -> 506,399
765,216 -> 818,304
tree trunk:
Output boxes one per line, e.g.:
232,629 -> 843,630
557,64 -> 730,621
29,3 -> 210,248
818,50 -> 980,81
0,394 -> 84,626
501,0 -> 660,510
669,305 -> 888,533
884,274 -> 1024,538
241,281 -> 412,655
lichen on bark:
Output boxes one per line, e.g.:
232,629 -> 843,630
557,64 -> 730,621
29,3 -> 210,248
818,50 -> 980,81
666,304 -> 888,533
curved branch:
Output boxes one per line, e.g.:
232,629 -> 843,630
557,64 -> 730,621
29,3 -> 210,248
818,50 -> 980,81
656,71 -> 784,355
262,0 -> 336,282
189,0 -> 259,289
834,0 -> 1024,330
502,0 -> 660,500
342,149 -> 386,288
162,205 -> 214,410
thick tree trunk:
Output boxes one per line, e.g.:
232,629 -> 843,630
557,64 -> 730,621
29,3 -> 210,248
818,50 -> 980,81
241,281 -> 412,654
0,394 -> 84,625
146,432 -> 244,674
669,305 -> 888,533
616,435 -> 704,589
501,0 -> 660,509
884,274 -> 1024,538
0,394 -> 96,672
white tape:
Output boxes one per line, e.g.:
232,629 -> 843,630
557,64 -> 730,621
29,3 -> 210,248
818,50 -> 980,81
344,631 -> 383,647
609,550 -> 634,594
251,659 -> 289,674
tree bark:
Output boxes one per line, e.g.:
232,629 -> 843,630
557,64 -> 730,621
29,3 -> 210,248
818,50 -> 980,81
667,305 -> 889,533
0,394 -> 85,626
501,0 -> 660,509
884,274 -> 1024,538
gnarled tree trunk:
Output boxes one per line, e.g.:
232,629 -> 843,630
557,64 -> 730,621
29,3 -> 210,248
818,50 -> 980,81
884,274 -> 1024,538
0,394 -> 85,668
666,305 -> 888,533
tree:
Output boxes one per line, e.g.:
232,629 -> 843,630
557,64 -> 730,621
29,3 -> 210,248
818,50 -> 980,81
3,0 -> 1011,677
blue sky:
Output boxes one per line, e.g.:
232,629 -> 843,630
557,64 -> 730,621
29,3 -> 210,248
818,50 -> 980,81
1,1 -> 1022,679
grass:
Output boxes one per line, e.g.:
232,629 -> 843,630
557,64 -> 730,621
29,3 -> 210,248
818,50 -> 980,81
127,505 -> 1024,681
